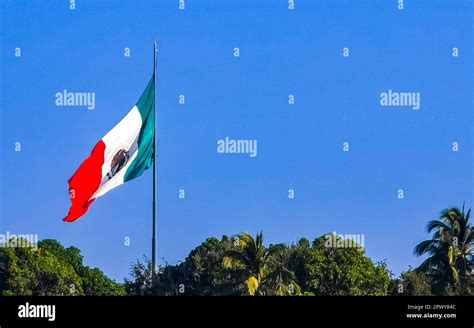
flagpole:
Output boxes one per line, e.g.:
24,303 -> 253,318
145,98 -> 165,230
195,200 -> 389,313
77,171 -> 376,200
152,40 -> 157,278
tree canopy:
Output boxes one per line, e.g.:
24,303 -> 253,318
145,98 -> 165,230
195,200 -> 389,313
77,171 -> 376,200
125,233 -> 391,296
414,204 -> 473,295
2,204 -> 472,296
0,239 -> 125,296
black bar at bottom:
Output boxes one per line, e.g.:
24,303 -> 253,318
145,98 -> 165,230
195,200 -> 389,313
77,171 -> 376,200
0,296 -> 472,327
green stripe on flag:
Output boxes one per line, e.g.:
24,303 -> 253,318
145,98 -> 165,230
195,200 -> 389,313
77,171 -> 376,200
124,75 -> 155,182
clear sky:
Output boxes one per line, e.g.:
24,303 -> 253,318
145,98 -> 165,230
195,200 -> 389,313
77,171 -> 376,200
1,0 -> 472,282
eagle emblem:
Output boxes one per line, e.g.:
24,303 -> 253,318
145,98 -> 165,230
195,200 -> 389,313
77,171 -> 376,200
106,149 -> 130,179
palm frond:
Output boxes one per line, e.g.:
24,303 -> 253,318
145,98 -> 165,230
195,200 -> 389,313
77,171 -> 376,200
414,239 -> 444,257
223,250 -> 250,269
426,220 -> 451,234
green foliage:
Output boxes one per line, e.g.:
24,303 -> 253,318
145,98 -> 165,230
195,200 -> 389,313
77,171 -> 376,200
414,204 -> 473,295
124,257 -> 155,295
390,269 -> 434,296
222,232 -> 301,295
125,236 -> 240,296
5,202 -> 470,297
81,268 -> 126,296
177,235 -> 238,295
288,235 -> 391,296
126,232 -> 390,296
0,239 -> 125,296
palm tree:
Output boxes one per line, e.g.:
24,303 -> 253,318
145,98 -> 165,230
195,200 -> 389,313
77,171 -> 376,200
264,245 -> 301,295
414,203 -> 473,294
223,232 -> 299,295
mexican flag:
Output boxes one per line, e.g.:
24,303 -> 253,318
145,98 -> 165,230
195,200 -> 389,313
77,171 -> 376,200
63,76 -> 155,222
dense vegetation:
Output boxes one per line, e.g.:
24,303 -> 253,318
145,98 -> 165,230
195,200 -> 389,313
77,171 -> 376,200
1,204 -> 472,296
0,239 -> 125,295
125,233 -> 391,296
413,204 -> 473,295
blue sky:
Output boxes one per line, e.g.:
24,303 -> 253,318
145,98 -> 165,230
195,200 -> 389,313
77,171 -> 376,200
1,0 -> 472,282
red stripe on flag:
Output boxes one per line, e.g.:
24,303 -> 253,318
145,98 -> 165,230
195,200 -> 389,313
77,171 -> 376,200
63,140 -> 106,222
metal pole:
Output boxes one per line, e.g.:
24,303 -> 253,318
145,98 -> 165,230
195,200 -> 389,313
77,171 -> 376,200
152,40 -> 157,278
